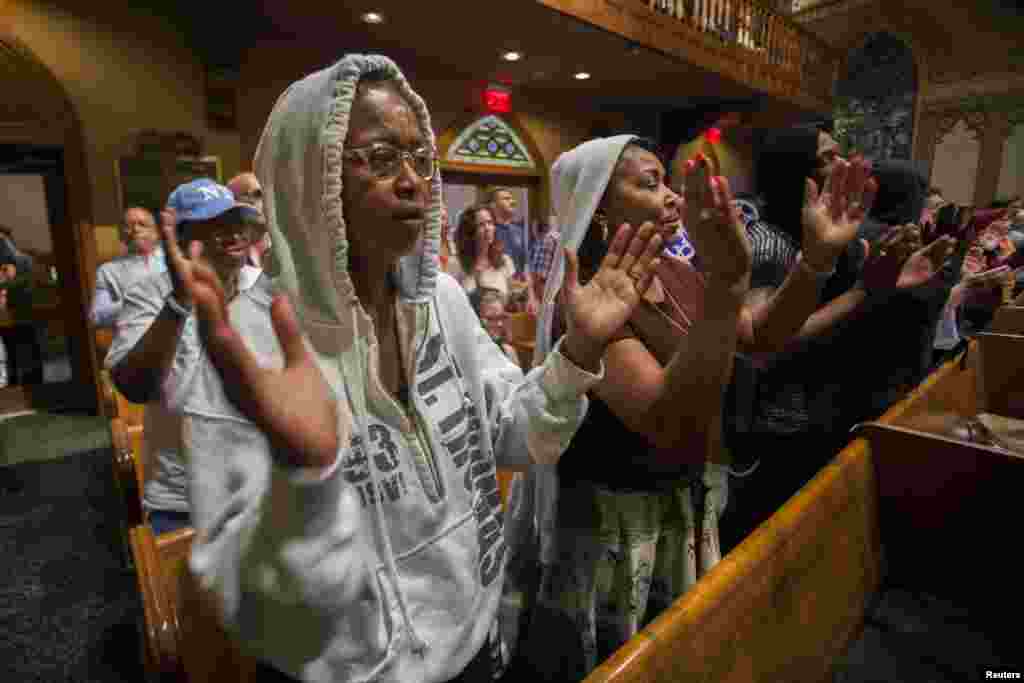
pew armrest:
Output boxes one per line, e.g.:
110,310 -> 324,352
111,417 -> 144,528
130,524 -> 187,681
99,370 -> 118,419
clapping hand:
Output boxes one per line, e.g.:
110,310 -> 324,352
862,224 -> 956,293
801,156 -> 877,272
561,223 -> 664,371
680,154 -> 752,294
160,214 -> 340,469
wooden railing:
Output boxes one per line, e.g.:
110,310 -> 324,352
790,0 -> 878,26
645,0 -> 838,103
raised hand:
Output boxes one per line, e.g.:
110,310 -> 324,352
160,208 -> 202,305
801,156 -> 877,271
561,222 -> 663,370
896,236 -> 957,289
161,216 -> 340,470
680,154 -> 752,292
861,225 -> 916,292
862,225 -> 956,293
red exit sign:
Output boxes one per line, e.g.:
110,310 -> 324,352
484,86 -> 511,114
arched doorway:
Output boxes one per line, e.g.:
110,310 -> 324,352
437,113 -> 548,276
833,32 -> 918,162
0,33 -> 98,414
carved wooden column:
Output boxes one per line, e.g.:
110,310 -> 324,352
974,110 -> 1012,207
915,109 -> 958,182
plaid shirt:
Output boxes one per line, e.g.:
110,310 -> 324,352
529,230 -> 560,277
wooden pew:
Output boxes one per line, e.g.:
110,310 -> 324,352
130,334 -> 1024,682
584,343 -> 1023,682
586,431 -> 883,682
989,305 -> 1024,335
132,468 -> 517,682
104,371 -> 147,523
104,368 -> 148,571
505,311 -> 537,370
131,524 -> 259,682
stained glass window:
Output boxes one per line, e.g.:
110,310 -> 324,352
446,115 -> 536,170
834,33 -> 917,162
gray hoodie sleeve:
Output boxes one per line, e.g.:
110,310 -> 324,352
185,277 -> 602,679
184,293 -> 384,672
436,274 -> 603,470
185,411 -> 376,646
90,264 -> 123,328
104,274 -> 202,413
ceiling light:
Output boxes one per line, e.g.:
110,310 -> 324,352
573,71 -> 591,80
361,12 -> 384,24
502,51 -> 523,62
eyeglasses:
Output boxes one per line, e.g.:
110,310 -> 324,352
343,142 -> 437,180
234,189 -> 263,205
210,227 -> 252,243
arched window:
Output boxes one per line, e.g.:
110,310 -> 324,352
445,115 -> 537,171
834,33 -> 917,161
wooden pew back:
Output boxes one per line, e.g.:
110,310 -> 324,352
133,468 -> 518,682
104,370 -> 147,530
505,311 -> 537,370
131,525 -> 258,682
882,347 -> 979,432
854,422 -> 1024,605
587,343 -> 1024,682
989,305 -> 1024,336
585,442 -> 882,683
975,332 -> 1024,418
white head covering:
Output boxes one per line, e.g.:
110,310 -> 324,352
508,136 -> 637,578
533,135 -> 637,366
253,54 -> 440,356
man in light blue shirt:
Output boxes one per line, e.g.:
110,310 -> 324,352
90,207 -> 166,328
107,181 -> 262,535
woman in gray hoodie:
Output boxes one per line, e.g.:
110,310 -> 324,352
161,55 -> 665,683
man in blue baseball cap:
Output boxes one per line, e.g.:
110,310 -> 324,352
105,178 -> 265,535
167,178 -> 263,301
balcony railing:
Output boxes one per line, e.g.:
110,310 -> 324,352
644,0 -> 838,104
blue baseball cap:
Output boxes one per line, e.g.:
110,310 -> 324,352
167,178 -> 260,225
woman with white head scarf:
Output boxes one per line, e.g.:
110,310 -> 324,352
506,136 -> 752,678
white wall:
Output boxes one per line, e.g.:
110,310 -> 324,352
931,120 -> 981,206
997,123 -> 1024,202
8,0 -> 242,226
0,174 -> 52,253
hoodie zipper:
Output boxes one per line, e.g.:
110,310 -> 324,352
398,303 -> 447,504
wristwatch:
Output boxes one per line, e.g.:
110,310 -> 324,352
165,293 -> 193,318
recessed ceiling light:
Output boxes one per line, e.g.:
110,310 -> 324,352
502,51 -> 523,62
574,71 -> 591,80
361,12 -> 384,24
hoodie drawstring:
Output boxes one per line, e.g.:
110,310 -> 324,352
343,305 -> 428,657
